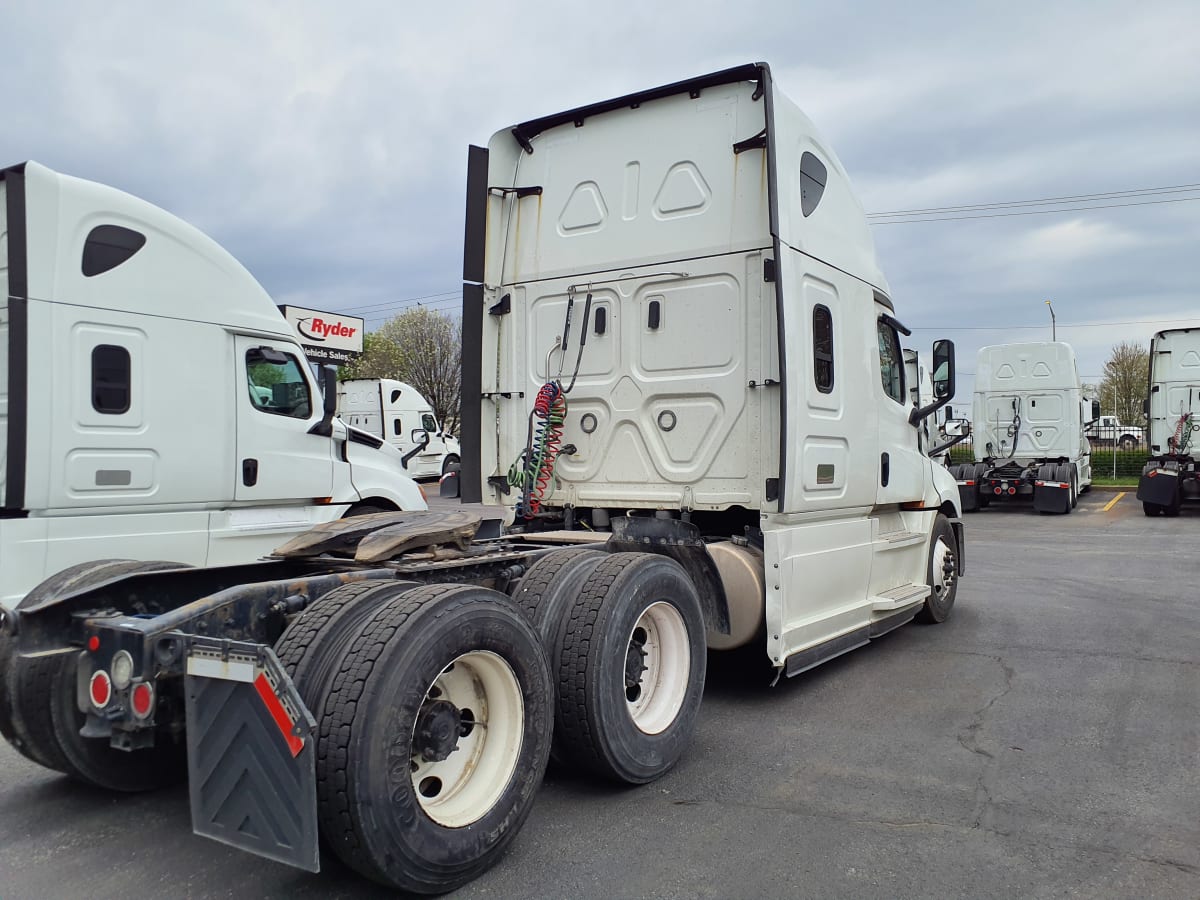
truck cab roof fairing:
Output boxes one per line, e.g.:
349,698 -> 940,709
13,160 -> 292,339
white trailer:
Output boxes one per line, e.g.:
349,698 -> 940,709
0,163 -> 426,607
338,378 -> 461,479
1137,326 -> 1200,516
952,341 -> 1095,514
2,64 -> 964,894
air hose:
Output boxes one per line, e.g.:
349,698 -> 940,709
508,291 -> 593,519
1168,411 -> 1194,455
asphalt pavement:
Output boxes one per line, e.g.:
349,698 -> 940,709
1,489 -> 1197,898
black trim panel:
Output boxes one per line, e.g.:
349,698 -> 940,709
459,282 -> 484,504
463,145 -> 488,284
346,426 -> 383,449
785,625 -> 870,678
511,63 -> 766,152
3,164 -> 29,512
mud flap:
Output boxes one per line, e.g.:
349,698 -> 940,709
1137,469 -> 1179,506
184,638 -> 319,873
1032,482 -> 1070,514
956,482 -> 979,512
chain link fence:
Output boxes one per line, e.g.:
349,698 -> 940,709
945,441 -> 1149,480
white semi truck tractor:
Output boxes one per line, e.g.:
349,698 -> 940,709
951,341 -> 1096,514
1137,326 -> 1200,516
0,64 -> 964,894
0,162 -> 427,609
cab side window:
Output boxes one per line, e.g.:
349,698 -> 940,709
876,319 -> 905,404
245,348 -> 312,418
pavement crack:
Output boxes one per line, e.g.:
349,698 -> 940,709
957,654 -> 1015,829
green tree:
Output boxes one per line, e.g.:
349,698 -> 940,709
339,332 -> 406,381
1098,341 -> 1149,425
340,308 -> 462,435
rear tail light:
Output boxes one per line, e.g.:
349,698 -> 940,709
130,682 -> 155,719
90,670 -> 113,709
1008,487 -> 1017,495
994,487 -> 1002,495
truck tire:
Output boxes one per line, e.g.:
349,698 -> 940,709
1120,434 -> 1137,451
1069,463 -> 1079,508
2,559 -> 177,773
1143,501 -> 1162,517
916,514 -> 958,624
552,553 -> 706,785
512,547 -> 607,651
273,580 -> 420,717
15,560 -> 188,790
1056,464 -> 1074,515
442,454 -> 461,477
1164,488 -> 1183,518
316,583 -> 553,894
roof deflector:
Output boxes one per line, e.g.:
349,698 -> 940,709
510,63 -> 768,154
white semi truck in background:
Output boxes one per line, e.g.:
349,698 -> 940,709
1,64 -> 965,894
951,341 -> 1096,514
0,163 -> 427,608
1137,326 -> 1200,516
338,378 -> 461,479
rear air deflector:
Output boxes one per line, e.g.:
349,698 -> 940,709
185,639 -> 318,873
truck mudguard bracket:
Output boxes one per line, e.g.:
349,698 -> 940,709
185,638 -> 318,873
607,517 -> 731,635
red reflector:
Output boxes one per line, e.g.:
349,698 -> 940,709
254,673 -> 304,757
90,671 -> 112,709
87,635 -> 100,652
1147,470 -> 1157,477
130,682 -> 154,718
964,480 -> 975,486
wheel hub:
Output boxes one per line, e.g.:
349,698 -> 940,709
625,627 -> 648,700
414,699 -> 463,762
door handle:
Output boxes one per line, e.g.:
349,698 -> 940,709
880,452 -> 890,487
242,458 -> 259,487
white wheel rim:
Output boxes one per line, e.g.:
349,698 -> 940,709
624,601 -> 690,735
409,651 -> 524,828
932,537 -> 955,599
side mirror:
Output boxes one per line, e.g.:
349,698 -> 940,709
944,419 -> 970,437
411,428 -> 431,448
307,365 -> 339,437
910,339 -> 955,425
932,339 -> 955,400
1091,399 -> 1101,421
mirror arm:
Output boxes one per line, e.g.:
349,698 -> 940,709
909,393 -> 951,426
929,431 -> 969,457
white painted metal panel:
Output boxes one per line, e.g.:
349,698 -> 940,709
972,342 -> 1087,462
1147,329 -> 1200,451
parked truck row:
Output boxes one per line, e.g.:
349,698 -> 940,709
0,63 -> 965,894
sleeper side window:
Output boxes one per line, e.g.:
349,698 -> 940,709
876,319 -> 905,404
813,305 -> 834,393
92,344 -> 131,414
245,348 -> 312,419
393,418 -> 403,437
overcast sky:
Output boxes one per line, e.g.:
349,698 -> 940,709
4,1 -> 1198,401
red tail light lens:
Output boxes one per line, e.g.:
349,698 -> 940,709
90,671 -> 112,709
130,682 -> 154,719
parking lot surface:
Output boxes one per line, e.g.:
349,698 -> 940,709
1,490 -> 1197,898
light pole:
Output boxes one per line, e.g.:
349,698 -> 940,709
1045,299 -> 1056,340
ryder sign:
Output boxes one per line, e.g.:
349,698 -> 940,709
279,306 -> 365,364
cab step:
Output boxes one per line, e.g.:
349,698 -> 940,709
870,583 -> 930,611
